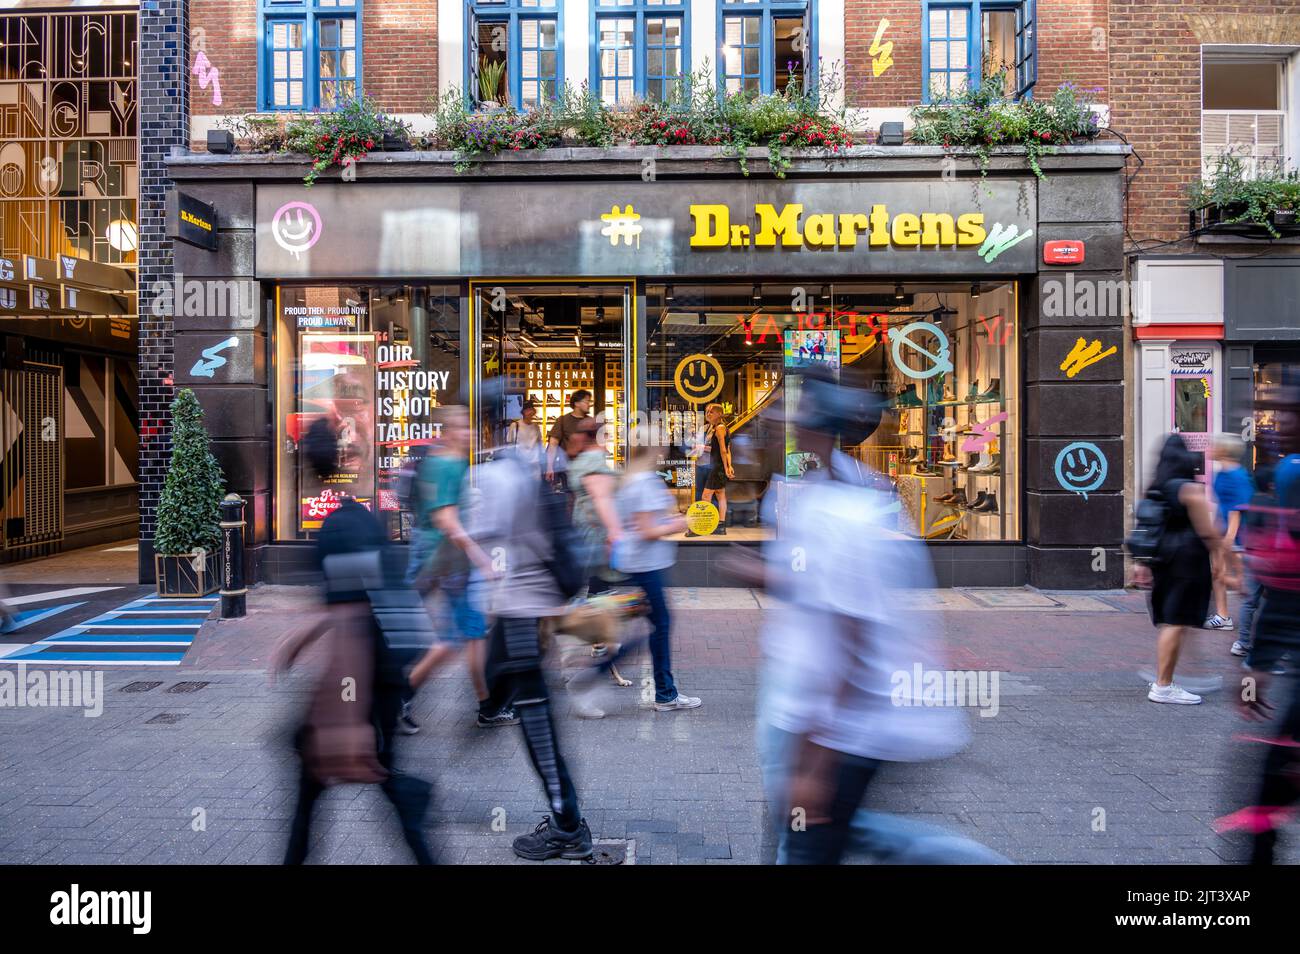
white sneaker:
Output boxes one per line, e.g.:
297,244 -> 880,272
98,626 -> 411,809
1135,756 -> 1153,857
1147,683 -> 1203,705
1230,641 -> 1248,657
568,672 -> 606,719
1205,615 -> 1234,630
653,692 -> 703,712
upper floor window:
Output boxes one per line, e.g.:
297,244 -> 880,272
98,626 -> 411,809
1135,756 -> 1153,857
259,0 -> 361,110
718,0 -> 811,96
467,0 -> 561,108
923,0 -> 1035,102
1202,57 -> 1287,177
592,0 -> 687,105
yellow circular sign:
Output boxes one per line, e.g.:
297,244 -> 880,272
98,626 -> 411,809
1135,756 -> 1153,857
685,500 -> 720,535
674,353 -> 724,405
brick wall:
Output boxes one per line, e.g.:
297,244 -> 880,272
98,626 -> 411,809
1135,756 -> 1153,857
187,0 -> 437,142
138,0 -> 191,581
844,0 -> 1108,108
1110,1 -> 1300,246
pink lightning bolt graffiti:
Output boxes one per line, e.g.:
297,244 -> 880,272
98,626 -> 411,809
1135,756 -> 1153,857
192,50 -> 222,107
960,411 -> 1009,454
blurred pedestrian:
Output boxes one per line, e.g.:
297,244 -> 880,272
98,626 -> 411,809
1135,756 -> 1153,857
475,385 -> 594,861
507,399 -> 544,472
274,418 -> 434,865
545,388 -> 592,489
405,405 -> 517,729
1233,388 -> 1300,863
1208,433 -> 1253,631
609,426 -> 701,712
1233,464 -> 1272,658
723,369 -> 969,865
1138,433 -> 1234,705
565,415 -> 623,592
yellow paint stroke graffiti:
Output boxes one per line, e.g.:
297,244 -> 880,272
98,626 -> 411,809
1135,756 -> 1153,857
1059,337 -> 1118,378
869,19 -> 894,77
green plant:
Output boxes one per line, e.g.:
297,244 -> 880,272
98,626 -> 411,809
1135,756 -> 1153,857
909,73 -> 1101,179
1188,153 -> 1300,237
154,389 -> 225,556
477,57 -> 507,105
427,88 -> 563,171
283,95 -> 414,186
217,113 -> 289,152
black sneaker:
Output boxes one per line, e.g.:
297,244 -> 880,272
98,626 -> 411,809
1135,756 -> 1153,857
398,704 -> 420,735
713,525 -> 727,536
477,707 -> 520,728
512,816 -> 593,861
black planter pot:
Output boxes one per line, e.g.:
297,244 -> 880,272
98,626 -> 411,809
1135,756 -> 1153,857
1188,201 -> 1298,238
382,131 -> 411,151
1272,209 -> 1297,229
155,550 -> 220,598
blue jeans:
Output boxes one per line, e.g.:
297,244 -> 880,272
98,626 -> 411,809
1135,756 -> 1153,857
755,697 -> 1009,865
623,569 -> 677,703
1238,563 -> 1262,649
404,529 -> 438,587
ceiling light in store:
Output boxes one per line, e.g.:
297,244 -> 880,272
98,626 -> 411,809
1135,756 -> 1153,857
595,304 -> 605,320
970,283 -> 981,299
665,285 -> 675,302
820,284 -> 830,300
574,334 -> 581,347
519,333 -> 538,348
698,312 -> 707,325
894,282 -> 905,301
105,218 -> 138,253
752,284 -> 762,303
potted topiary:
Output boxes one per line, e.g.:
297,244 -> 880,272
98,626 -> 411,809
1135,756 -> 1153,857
153,389 -> 226,597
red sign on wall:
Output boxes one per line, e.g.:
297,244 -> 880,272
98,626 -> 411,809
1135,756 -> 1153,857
1043,240 -> 1086,265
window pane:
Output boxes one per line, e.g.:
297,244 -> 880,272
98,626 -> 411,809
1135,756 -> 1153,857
342,50 -> 356,76
1203,61 -> 1282,110
522,20 -> 537,45
744,17 -> 759,43
950,8 -> 967,35
743,48 -> 759,75
341,19 -> 356,47
289,50 -> 304,79
320,19 -> 339,48
983,10 -> 1016,78
949,41 -> 968,72
274,51 -> 288,75
320,51 -> 337,78
540,51 -> 557,75
287,22 -> 302,45
648,49 -> 663,76
930,9 -> 947,39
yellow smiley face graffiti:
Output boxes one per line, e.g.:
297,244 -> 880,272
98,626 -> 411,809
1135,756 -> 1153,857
675,353 -> 724,405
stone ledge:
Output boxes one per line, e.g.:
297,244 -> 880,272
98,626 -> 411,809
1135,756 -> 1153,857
167,142 -> 1131,182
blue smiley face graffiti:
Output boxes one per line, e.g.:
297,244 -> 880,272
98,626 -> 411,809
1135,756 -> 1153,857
1054,442 -> 1107,500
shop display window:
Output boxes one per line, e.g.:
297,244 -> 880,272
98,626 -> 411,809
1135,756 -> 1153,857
473,281 -> 631,470
644,281 -> 1020,542
273,284 -> 461,541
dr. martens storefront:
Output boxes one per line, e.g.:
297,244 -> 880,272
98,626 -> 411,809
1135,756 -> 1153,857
158,145 -> 1128,588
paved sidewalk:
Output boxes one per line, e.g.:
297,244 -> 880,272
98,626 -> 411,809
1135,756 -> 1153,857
0,583 -> 1290,864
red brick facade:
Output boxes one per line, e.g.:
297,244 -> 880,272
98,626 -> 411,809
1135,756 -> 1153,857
1109,1 -> 1300,246
843,0 -> 1108,108
188,0 -> 438,142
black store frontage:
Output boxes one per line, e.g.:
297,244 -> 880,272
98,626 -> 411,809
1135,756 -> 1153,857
157,145 -> 1129,589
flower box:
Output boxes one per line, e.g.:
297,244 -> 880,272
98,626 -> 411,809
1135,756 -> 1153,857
155,550 -> 220,598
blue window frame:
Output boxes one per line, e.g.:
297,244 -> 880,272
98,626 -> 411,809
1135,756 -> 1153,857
590,0 -> 688,105
922,0 -> 1036,102
718,0 -> 813,96
258,0 -> 362,111
466,0 -> 562,108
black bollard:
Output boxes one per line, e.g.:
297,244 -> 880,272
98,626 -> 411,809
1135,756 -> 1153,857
219,493 -> 247,618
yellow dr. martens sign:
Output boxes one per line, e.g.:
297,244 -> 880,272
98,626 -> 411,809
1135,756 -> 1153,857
688,203 -> 988,250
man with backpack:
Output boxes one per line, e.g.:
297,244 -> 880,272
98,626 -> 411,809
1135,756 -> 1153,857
473,385 -> 593,861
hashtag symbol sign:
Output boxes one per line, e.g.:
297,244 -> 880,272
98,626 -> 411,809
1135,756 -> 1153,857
600,204 -> 643,248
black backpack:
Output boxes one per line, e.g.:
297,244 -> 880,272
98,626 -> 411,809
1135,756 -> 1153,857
534,474 -> 584,600
1125,479 -> 1182,564
321,548 -> 436,684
